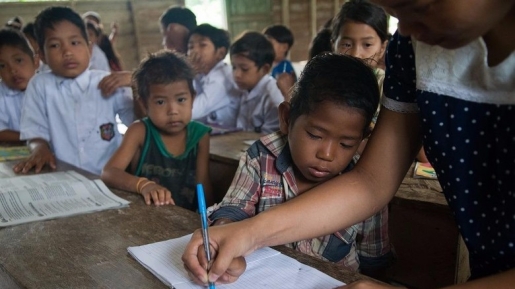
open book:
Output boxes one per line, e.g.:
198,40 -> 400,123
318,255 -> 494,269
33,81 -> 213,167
0,170 -> 129,227
128,234 -> 345,289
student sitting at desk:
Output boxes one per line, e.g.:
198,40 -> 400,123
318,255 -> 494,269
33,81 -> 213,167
0,29 -> 39,144
13,6 -> 134,175
210,53 -> 392,273
231,32 -> 283,134
188,24 -> 239,127
101,50 -> 214,211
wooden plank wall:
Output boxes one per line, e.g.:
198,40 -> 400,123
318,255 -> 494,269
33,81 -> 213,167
0,0 -> 182,70
1,0 -> 344,68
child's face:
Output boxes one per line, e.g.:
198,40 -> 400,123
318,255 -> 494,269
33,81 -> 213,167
265,36 -> 288,63
87,28 -> 99,45
333,21 -> 386,68
144,80 -> 194,136
372,0 -> 514,49
0,45 -> 38,91
41,20 -> 90,78
161,23 -> 189,53
187,34 -> 225,74
280,101 -> 366,185
231,54 -> 270,91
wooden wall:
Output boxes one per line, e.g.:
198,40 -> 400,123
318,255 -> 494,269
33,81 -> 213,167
0,0 -> 345,69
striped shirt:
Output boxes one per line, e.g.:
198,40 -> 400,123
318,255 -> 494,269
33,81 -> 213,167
210,132 -> 391,271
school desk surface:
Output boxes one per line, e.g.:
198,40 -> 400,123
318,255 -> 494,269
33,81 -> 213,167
0,159 -> 375,289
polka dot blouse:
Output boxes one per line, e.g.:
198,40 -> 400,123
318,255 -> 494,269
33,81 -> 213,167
383,32 -> 515,279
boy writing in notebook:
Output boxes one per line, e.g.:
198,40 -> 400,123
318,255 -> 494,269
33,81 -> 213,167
101,50 -> 213,210
210,53 -> 392,273
0,28 -> 39,144
14,6 -> 134,175
230,31 -> 283,134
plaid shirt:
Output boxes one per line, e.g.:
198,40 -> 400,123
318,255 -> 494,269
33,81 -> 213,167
211,132 -> 391,271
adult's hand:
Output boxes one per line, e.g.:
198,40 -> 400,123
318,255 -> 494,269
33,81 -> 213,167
182,221 -> 255,285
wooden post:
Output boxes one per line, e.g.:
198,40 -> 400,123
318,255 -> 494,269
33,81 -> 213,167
281,0 -> 290,27
310,0 -> 317,38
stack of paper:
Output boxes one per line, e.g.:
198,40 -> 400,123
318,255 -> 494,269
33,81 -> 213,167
128,234 -> 345,289
0,170 -> 129,227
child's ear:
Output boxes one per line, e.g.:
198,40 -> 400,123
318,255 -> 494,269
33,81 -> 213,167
260,63 -> 272,74
278,101 -> 291,135
215,47 -> 227,61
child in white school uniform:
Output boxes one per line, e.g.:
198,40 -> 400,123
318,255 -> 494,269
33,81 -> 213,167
230,31 -> 284,134
188,24 -> 239,127
14,6 -> 134,175
85,20 -> 111,72
0,28 -> 39,144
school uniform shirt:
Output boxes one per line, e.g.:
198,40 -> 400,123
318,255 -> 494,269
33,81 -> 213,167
235,75 -> 283,134
20,69 -> 134,175
0,81 -> 24,132
384,32 -> 515,279
134,118 -> 211,211
192,60 -> 240,127
210,132 -> 392,271
90,44 -> 111,72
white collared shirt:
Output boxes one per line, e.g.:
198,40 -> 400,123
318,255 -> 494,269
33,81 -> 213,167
236,75 -> 283,134
20,69 -> 134,174
192,60 -> 240,127
0,81 -> 24,131
90,44 -> 111,72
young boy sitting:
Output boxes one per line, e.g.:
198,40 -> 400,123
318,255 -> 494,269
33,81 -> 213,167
210,53 -> 393,272
263,24 -> 297,99
101,50 -> 214,210
0,28 -> 39,144
187,24 -> 239,127
230,31 -> 283,134
14,6 -> 134,175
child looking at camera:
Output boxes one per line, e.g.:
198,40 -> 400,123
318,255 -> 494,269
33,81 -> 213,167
0,28 -> 39,143
211,53 -> 393,272
14,6 -> 134,175
101,50 -> 214,210
187,24 -> 239,127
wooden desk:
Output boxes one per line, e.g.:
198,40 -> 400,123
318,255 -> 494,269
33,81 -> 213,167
0,160 -> 373,288
209,131 -> 261,202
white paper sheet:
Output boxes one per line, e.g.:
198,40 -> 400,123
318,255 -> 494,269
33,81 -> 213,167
0,171 -> 129,226
128,234 -> 345,289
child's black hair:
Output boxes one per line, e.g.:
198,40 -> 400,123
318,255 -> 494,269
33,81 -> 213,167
262,24 -> 294,50
159,6 -> 197,32
85,20 -> 101,39
189,24 -> 230,57
99,34 -> 122,71
289,53 -> 379,136
34,6 -> 88,53
22,22 -> 36,40
133,50 -> 195,103
230,31 -> 274,69
331,0 -> 388,43
0,28 -> 35,59
308,28 -> 333,59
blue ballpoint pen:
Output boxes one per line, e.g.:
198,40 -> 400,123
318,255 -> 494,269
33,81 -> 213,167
196,184 -> 216,289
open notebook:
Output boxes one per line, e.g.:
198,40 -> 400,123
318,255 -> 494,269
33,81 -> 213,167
128,234 -> 345,289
